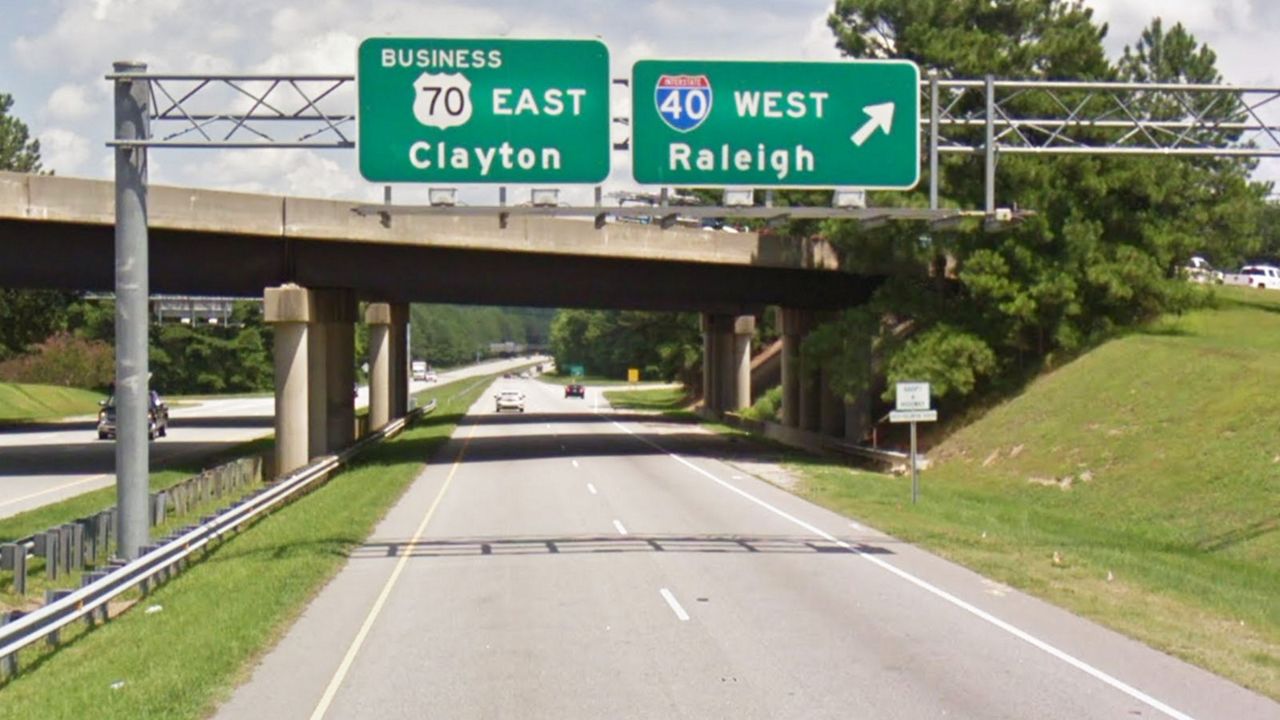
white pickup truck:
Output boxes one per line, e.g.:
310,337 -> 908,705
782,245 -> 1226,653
1224,265 -> 1280,290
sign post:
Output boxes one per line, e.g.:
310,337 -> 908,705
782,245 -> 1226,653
631,59 -> 919,187
357,38 -> 611,183
890,382 -> 935,504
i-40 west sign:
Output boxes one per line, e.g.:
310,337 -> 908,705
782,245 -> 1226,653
632,59 -> 920,188
357,38 -> 611,183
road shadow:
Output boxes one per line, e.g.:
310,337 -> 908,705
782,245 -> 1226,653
168,415 -> 274,430
0,440 -> 257,477
353,533 -> 894,559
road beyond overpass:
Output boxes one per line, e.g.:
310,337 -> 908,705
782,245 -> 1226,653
0,172 -> 877,314
214,378 -> 1278,720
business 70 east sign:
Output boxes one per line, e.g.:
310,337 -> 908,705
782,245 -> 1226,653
357,38 -> 611,183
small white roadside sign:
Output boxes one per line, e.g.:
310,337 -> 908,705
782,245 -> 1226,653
895,381 -> 930,411
890,409 -> 938,423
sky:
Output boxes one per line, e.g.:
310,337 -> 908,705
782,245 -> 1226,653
2,0 -> 1279,205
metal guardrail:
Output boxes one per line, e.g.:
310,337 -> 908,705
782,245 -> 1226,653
0,399 -> 436,676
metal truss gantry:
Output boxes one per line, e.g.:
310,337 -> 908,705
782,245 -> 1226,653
105,68 -> 1280,228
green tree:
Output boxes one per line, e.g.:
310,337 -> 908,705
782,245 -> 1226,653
0,93 -> 42,173
812,3 -> 1267,406
549,309 -> 701,384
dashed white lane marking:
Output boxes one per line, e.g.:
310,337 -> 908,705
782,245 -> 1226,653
587,483 -> 598,495
607,418 -> 1197,720
849,521 -> 863,530
612,519 -> 628,536
571,459 -> 580,469
659,588 -> 690,622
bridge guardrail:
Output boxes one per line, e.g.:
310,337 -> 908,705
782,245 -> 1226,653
0,399 -> 436,678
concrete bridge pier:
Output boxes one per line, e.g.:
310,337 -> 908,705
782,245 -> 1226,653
320,289 -> 358,450
366,303 -> 393,431
265,285 -> 314,476
779,308 -> 805,427
366,302 -> 410,431
390,303 -> 410,418
701,313 -> 754,413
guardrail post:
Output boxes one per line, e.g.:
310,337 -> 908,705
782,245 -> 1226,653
42,532 -> 59,581
1,544 -> 26,596
1,611 -> 17,677
67,524 -> 85,571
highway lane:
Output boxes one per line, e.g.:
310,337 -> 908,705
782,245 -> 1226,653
215,379 -> 1277,720
0,357 -> 543,519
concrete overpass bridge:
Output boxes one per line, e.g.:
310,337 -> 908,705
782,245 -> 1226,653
0,171 -> 874,478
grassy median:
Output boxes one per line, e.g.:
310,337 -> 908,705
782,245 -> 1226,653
0,374 -> 494,719
740,287 -> 1280,699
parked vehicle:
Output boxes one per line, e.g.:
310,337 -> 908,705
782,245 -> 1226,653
564,384 -> 585,398
1239,265 -> 1280,290
98,391 -> 169,440
1182,256 -> 1224,284
494,390 -> 525,413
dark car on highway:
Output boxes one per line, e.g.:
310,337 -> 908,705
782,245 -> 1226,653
564,383 -> 585,398
98,391 -> 169,440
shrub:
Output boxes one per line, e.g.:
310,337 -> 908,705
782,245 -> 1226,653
0,332 -> 114,390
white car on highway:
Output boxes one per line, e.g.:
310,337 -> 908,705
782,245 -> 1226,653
494,390 -> 526,413
1240,265 -> 1280,289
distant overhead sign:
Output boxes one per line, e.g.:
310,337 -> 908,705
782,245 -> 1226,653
631,59 -> 920,188
357,38 -> 611,183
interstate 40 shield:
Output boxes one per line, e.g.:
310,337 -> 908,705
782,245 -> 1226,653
357,38 -> 611,183
631,59 -> 920,188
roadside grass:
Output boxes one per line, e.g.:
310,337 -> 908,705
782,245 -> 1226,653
0,383 -> 104,423
537,372 -> 635,386
771,284 -> 1280,699
0,373 -> 496,719
603,386 -> 691,412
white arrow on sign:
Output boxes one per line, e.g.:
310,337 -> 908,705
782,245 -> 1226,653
850,102 -> 895,147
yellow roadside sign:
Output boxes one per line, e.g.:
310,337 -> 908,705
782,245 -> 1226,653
628,368 -> 640,383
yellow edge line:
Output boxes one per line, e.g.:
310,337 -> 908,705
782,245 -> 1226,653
309,420 -> 477,720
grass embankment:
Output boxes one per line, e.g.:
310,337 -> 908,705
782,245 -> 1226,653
0,373 -> 496,718
787,285 -> 1280,698
0,383 -> 104,423
603,386 -> 691,412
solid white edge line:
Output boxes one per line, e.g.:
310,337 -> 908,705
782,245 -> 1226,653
608,419 -> 1197,720
659,588 -> 690,622
612,519 -> 628,536
587,482 -> 598,495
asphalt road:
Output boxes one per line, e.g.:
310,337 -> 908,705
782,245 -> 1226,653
214,379 -> 1278,720
0,357 -> 543,519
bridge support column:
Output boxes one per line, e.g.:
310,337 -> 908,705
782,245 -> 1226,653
265,285 -> 313,476
390,303 -> 410,418
366,303 -> 392,431
729,315 -> 755,412
700,315 -> 716,411
779,309 -> 804,427
798,323 -> 822,433
307,316 -> 328,459
325,290 -> 357,449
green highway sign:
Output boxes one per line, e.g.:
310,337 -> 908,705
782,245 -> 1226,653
357,38 -> 611,183
631,59 -> 920,188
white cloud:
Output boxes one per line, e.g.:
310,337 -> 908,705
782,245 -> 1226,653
38,128 -> 92,175
45,83 -> 93,121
